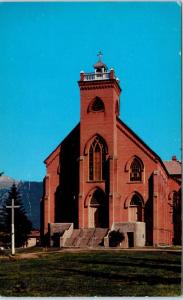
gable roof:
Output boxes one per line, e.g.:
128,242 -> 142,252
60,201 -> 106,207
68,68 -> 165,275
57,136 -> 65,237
116,117 -> 171,177
163,160 -> 181,176
44,123 -> 80,164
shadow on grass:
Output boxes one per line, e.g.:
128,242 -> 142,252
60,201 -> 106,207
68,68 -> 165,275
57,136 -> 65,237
61,267 -> 181,285
76,258 -> 181,273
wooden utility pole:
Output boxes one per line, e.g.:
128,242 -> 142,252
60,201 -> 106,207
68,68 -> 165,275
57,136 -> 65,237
6,199 -> 20,255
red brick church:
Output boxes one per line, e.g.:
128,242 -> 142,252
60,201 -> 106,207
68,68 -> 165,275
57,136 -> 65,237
41,54 -> 181,248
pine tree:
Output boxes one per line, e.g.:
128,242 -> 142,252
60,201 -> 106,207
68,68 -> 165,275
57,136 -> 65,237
2,183 -> 32,247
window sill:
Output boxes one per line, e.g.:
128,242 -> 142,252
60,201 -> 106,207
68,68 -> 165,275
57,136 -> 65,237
87,180 -> 105,183
127,181 -> 143,184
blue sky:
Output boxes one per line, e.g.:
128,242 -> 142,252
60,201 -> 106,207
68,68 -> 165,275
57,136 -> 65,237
0,2 -> 181,181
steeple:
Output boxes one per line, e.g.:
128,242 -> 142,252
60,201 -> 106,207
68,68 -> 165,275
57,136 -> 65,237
79,52 -> 120,85
78,54 -> 122,228
93,51 -> 108,73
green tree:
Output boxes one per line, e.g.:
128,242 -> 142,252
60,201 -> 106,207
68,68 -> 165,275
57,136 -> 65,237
2,183 -> 32,247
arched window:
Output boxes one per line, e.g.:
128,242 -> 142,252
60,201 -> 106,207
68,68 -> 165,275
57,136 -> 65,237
130,158 -> 143,182
129,194 -> 144,222
88,97 -> 104,112
90,189 -> 105,207
130,194 -> 142,206
89,136 -> 107,181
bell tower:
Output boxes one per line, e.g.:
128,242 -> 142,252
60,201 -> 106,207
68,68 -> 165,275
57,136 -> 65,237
78,53 -> 122,228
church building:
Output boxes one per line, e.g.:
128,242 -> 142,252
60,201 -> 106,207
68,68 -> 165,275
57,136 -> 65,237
41,54 -> 181,248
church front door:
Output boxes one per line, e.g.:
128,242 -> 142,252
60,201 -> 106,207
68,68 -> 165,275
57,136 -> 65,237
89,189 -> 108,228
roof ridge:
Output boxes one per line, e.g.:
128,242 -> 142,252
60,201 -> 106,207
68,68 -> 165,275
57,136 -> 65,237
116,117 -> 175,177
163,160 -> 182,164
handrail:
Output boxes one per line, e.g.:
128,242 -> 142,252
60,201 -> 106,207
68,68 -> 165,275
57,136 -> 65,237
84,72 -> 110,81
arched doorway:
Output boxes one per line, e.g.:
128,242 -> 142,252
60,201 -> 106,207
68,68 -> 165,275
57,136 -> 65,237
89,189 -> 108,228
129,194 -> 144,222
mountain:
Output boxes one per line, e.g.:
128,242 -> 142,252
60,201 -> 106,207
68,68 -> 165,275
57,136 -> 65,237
0,176 -> 42,229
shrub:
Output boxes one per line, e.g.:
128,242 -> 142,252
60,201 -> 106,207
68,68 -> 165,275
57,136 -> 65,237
109,230 -> 124,247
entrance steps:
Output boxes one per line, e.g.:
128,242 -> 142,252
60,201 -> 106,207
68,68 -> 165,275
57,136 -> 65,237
88,228 -> 109,247
64,228 -> 109,248
64,229 -> 81,247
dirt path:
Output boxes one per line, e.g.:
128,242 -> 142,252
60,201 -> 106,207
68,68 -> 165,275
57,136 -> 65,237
0,246 -> 181,260
17,252 -> 40,259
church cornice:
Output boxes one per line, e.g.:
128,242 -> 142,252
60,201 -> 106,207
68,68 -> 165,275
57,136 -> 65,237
79,84 -> 113,90
78,79 -> 121,94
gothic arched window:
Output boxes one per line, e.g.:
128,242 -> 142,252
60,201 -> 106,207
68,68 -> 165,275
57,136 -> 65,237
130,194 -> 142,206
129,194 -> 144,222
88,97 -> 104,112
90,189 -> 105,207
89,136 -> 107,181
130,158 -> 143,182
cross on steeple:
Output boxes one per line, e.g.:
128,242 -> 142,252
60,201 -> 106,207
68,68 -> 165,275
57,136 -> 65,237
97,51 -> 103,62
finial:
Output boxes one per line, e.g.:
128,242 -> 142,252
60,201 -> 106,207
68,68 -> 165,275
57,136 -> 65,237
97,51 -> 103,62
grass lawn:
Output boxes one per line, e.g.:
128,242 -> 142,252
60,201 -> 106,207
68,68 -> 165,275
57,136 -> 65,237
0,249 -> 181,296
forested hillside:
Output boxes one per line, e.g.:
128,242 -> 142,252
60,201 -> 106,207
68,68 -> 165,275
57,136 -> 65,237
0,176 -> 42,229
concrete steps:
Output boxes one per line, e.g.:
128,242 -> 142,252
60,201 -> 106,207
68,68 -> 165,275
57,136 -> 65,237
76,229 -> 95,247
64,229 -> 81,247
88,228 -> 109,247
64,228 -> 109,248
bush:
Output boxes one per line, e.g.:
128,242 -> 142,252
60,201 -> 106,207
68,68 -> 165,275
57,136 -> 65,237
52,231 -> 64,247
109,230 -> 124,247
